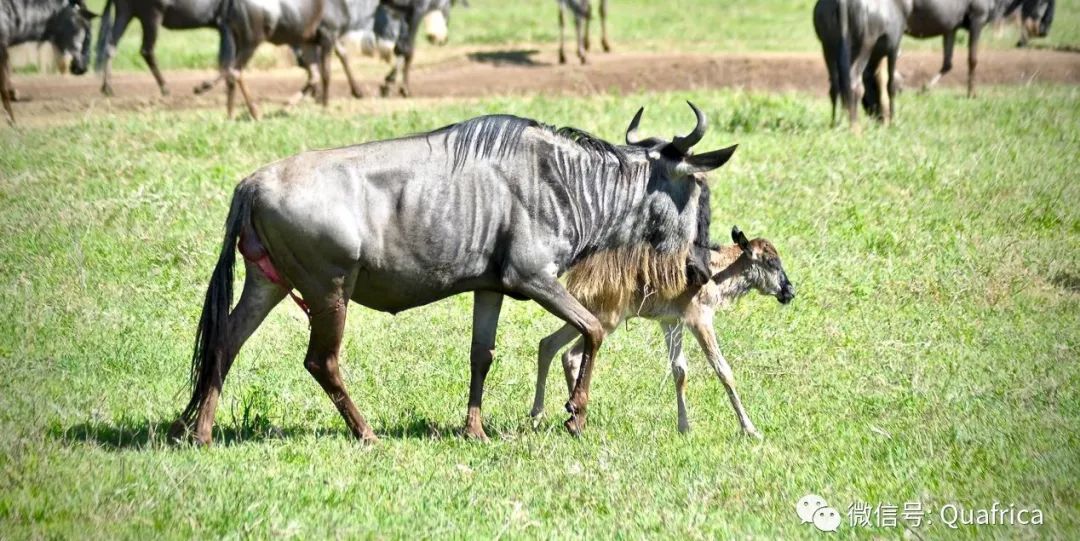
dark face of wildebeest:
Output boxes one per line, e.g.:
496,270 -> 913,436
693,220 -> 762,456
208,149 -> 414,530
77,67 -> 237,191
730,227 -> 795,304
49,2 -> 97,75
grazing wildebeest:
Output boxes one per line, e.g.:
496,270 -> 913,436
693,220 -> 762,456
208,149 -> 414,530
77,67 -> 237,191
814,0 -> 910,126
531,227 -> 794,437
1004,0 -> 1054,46
94,0 -> 230,97
220,0 -> 333,119
167,103 -> 737,445
291,0 -> 452,101
557,0 -> 609,64
905,0 -> 1019,97
0,0 -> 96,124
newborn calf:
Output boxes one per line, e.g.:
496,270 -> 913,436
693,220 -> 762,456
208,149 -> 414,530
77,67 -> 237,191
531,227 -> 795,437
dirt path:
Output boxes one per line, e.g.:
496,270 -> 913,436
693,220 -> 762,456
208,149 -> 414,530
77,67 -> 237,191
10,48 -> 1080,121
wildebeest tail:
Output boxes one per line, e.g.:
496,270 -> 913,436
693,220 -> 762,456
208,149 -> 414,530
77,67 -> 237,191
94,0 -> 115,72
836,0 -> 853,112
179,181 -> 255,423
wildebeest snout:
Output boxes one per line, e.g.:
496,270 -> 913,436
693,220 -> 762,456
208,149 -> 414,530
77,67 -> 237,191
424,11 -> 449,45
778,277 -> 796,304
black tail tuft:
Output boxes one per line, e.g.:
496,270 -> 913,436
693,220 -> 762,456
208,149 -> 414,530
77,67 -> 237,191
836,0 -> 853,116
179,183 -> 254,424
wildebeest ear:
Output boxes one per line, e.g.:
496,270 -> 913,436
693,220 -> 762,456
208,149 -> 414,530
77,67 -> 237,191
731,226 -> 751,254
676,144 -> 738,175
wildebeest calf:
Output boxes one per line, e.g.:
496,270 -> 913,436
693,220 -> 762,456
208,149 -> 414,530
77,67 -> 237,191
531,227 -> 795,437
0,0 -> 96,124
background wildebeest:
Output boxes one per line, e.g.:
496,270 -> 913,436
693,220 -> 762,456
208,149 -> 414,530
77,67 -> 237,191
220,0 -> 331,119
557,0 -> 609,64
1004,0 -> 1054,46
167,103 -> 737,445
905,0 -> 1020,97
376,0 -> 456,97
813,0 -> 910,126
531,227 -> 794,437
0,0 -> 96,123
292,0 -> 453,101
94,0 -> 229,97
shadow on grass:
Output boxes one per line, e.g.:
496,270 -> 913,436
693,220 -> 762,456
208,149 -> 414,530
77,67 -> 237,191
1051,271 -> 1080,292
51,416 -> 529,451
466,49 -> 548,67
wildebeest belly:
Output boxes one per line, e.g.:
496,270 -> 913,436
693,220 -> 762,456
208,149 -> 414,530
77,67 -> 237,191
906,0 -> 969,36
348,267 -> 499,313
161,0 -> 222,28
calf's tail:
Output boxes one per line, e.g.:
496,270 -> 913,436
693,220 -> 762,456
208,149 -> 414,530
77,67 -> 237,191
179,182 -> 254,423
94,0 -> 115,72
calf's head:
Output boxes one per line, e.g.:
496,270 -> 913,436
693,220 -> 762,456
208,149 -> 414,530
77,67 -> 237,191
48,0 -> 97,75
729,226 -> 795,304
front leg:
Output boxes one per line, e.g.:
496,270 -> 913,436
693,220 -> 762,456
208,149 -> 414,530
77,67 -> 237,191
0,49 -> 13,124
966,23 -> 982,98
515,277 -> 605,436
687,311 -> 761,439
464,291 -> 503,440
532,324 -> 580,418
925,30 -> 955,90
661,322 -> 691,433
334,41 -> 364,98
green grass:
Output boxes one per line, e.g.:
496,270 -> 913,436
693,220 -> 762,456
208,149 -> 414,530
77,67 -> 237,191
1,86 -> 1079,538
80,0 -> 1080,72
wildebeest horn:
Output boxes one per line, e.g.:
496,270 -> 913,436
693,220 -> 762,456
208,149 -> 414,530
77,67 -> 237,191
671,101 -> 707,154
625,107 -> 645,145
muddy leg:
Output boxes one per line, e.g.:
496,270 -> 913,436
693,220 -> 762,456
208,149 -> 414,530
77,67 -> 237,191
687,313 -> 761,439
600,0 -> 610,51
335,42 -> 364,98
925,30 -> 954,89
557,4 -> 567,64
573,8 -> 587,64
304,298 -> 378,442
170,263 -> 287,445
464,291 -> 503,440
661,322 -> 690,433
139,12 -> 169,96
1,49 -> 13,124
531,323 -> 580,418
967,23 -> 981,98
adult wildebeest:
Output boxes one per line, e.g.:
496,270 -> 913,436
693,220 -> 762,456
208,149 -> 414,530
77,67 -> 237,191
291,0 -> 453,101
220,0 -> 331,119
0,0 -> 96,124
1004,0 -> 1054,46
531,227 -> 794,437
814,0 -> 910,126
557,0 -> 609,64
905,0 -> 1021,97
94,0 -> 230,97
167,103 -> 738,445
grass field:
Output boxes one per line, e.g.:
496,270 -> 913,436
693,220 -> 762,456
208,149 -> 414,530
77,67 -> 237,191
54,0 -> 1080,74
2,84 -> 1078,538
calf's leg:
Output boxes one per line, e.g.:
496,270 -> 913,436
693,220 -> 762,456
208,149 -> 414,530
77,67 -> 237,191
687,312 -> 761,439
661,322 -> 691,433
532,323 -> 580,418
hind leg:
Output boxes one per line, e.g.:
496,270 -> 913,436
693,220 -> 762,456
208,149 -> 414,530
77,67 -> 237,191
599,0 -> 610,52
171,262 -> 287,445
464,291 -> 504,440
557,4 -> 567,64
303,293 -> 378,443
1,49 -> 13,124
138,12 -> 169,96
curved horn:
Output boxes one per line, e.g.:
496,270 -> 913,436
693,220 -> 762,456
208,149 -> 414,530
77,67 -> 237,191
671,101 -> 707,154
625,106 -> 645,145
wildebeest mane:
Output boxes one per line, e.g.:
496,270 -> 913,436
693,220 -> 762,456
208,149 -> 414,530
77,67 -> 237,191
565,244 -> 689,315
430,114 -> 629,173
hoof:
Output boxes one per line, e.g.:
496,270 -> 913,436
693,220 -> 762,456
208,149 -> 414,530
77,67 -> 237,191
558,52 -> 567,64
159,86 -> 170,97
602,40 -> 611,53
379,84 -> 391,98
351,89 -> 365,99
398,87 -> 410,98
463,427 -> 489,441
746,430 -> 764,441
166,419 -> 189,443
361,432 -> 380,445
101,85 -> 114,97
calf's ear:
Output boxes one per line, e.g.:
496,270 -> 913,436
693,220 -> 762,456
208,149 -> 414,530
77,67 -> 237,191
675,144 -> 738,175
731,226 -> 752,254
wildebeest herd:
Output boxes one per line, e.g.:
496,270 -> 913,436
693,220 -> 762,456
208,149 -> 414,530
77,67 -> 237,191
0,0 -> 1056,443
